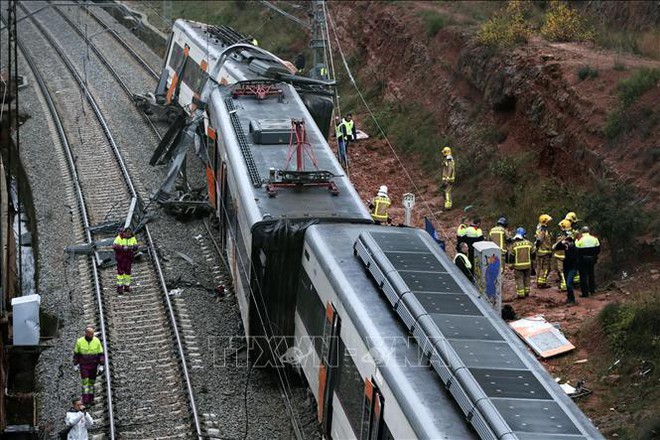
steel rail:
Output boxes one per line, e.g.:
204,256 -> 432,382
19,3 -> 203,438
81,3 -> 160,80
49,4 -> 163,140
0,12 -> 117,440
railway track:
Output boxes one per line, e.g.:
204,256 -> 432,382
15,2 -> 202,438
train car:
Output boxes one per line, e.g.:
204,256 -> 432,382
149,18 -> 605,440
205,78 -> 371,340
295,224 -> 603,439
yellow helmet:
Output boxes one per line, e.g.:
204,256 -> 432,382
538,214 -> 552,226
558,219 -> 572,231
565,212 -> 579,223
441,146 -> 452,156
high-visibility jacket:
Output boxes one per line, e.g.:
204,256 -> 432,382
453,252 -> 472,269
113,235 -> 137,248
465,226 -> 483,238
342,119 -> 356,141
576,233 -> 600,258
74,336 -> 103,356
535,226 -> 553,255
489,225 -> 508,251
510,239 -> 533,270
456,223 -> 468,237
552,233 -> 569,260
74,336 -> 104,366
441,157 -> 455,183
335,121 -> 344,140
370,195 -> 391,222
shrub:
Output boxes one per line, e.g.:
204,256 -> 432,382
419,11 -> 446,38
599,299 -> 660,360
541,1 -> 593,42
583,181 -> 648,264
577,65 -> 599,80
613,60 -> 627,71
477,1 -> 532,48
618,67 -> 660,108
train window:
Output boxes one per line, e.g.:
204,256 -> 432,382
361,379 -> 384,440
296,270 -> 324,357
169,43 -> 185,72
182,61 -> 208,94
336,337 -> 363,436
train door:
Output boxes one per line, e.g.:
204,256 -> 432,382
361,378 -> 384,440
318,302 -> 341,438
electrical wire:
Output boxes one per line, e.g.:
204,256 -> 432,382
326,7 -> 450,242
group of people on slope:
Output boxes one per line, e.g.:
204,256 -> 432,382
453,212 -> 600,304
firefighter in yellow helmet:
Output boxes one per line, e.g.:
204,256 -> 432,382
440,147 -> 455,210
509,227 -> 534,298
369,185 -> 391,224
552,219 -> 573,291
535,214 -> 553,288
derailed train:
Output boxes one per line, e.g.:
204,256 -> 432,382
149,19 -> 604,440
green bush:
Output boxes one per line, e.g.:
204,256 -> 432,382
599,300 -> 660,360
583,181 -> 648,264
477,1 -> 531,48
419,11 -> 447,38
618,67 -> 660,108
577,65 -> 599,80
541,1 -> 594,42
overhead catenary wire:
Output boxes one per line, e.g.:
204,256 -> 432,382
326,8 -> 450,242
321,1 -> 340,116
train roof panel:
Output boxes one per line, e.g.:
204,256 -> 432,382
305,224 -> 478,439
353,227 -> 603,440
209,84 -> 372,228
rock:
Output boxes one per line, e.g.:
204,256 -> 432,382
574,359 -> 588,364
650,269 -> 659,274
652,274 -> 660,281
540,54 -> 555,61
601,374 -> 621,384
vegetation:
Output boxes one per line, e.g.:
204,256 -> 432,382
540,1 -> 594,42
604,68 -> 660,139
418,10 -> 447,38
617,68 -> 660,107
477,1 -> 531,48
583,181 -> 648,264
577,65 -> 598,80
599,299 -> 660,360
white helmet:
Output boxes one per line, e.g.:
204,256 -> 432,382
378,185 -> 388,195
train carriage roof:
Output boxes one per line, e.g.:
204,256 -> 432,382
305,224 -> 603,440
305,223 -> 478,439
208,83 -> 372,229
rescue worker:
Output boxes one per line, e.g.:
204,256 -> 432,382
576,226 -> 600,297
440,147 -> 455,210
64,397 -> 94,440
565,211 -> 580,231
455,216 -> 468,251
369,185 -> 391,224
534,214 -> 554,288
463,217 -> 484,274
251,38 -> 259,46
564,211 -> 581,285
509,227 -> 534,298
112,227 -> 138,293
454,242 -> 472,280
554,235 -> 578,304
294,52 -> 306,73
489,217 -> 511,254
341,113 -> 357,161
552,219 -> 573,291
73,327 -> 104,406
335,116 -> 347,169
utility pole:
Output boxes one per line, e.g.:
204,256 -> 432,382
308,0 -> 328,80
